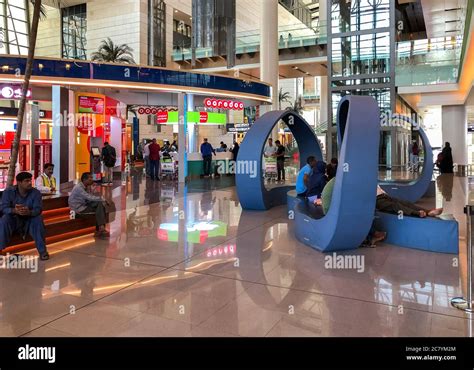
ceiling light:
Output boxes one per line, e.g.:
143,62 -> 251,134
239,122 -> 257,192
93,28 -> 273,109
292,66 -> 298,70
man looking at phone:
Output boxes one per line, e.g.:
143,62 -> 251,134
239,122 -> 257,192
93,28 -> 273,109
0,172 -> 49,260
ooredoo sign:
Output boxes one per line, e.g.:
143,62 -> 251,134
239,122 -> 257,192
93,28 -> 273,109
204,98 -> 244,110
0,84 -> 32,100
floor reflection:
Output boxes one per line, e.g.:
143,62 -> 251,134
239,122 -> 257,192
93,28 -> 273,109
0,171 -> 472,337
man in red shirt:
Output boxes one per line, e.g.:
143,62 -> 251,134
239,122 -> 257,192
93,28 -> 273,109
148,139 -> 161,181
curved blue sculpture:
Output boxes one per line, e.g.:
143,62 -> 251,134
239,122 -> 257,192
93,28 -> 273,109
379,115 -> 433,203
294,96 -> 381,252
236,110 -> 322,210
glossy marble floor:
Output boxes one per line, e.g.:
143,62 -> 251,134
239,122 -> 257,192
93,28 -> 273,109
1,172 -> 473,337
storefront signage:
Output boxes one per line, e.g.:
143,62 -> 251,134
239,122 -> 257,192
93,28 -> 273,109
226,123 -> 250,133
204,98 -> 244,110
199,112 -> 208,123
137,106 -> 177,115
0,84 -> 32,100
156,111 -> 226,125
157,111 -> 168,124
78,96 -> 104,114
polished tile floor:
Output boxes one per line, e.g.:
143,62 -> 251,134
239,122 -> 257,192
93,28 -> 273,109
1,172 -> 472,337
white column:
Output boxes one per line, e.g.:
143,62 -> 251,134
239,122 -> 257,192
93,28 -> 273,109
442,105 -> 468,170
178,93 -> 188,183
260,0 -> 279,140
319,0 -> 327,27
320,76 -> 328,125
187,94 -> 197,152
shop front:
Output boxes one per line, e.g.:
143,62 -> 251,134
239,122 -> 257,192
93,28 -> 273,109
75,92 -> 127,180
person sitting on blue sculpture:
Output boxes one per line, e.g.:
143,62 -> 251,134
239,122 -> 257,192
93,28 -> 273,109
307,161 -> 327,204
295,156 -> 317,197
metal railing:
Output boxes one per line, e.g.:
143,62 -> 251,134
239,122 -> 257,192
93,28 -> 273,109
172,22 -> 327,62
395,37 -> 463,86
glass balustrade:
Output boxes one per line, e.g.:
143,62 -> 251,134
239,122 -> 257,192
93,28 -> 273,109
172,22 -> 328,62
395,36 -> 463,86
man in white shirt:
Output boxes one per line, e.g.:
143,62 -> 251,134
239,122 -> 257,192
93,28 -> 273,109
35,163 -> 57,194
143,140 -> 151,177
264,138 -> 277,158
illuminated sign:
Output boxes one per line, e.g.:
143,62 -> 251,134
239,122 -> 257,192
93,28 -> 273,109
226,123 -> 250,133
204,98 -> 244,110
78,96 -> 104,114
157,111 -> 168,124
0,84 -> 32,100
137,106 -> 177,115
156,111 -> 226,125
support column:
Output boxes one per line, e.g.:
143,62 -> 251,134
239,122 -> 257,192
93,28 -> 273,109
178,93 -> 188,183
320,76 -> 328,161
187,94 -> 197,152
442,105 -> 468,175
28,104 -> 40,176
260,0 -> 279,139
52,85 -> 70,186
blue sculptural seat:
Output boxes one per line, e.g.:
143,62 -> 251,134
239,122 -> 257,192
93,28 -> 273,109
236,110 -> 322,210
374,212 -> 459,254
292,96 -> 381,252
379,115 -> 434,203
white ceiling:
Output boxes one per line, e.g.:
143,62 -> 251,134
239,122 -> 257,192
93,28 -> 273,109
420,0 -> 468,38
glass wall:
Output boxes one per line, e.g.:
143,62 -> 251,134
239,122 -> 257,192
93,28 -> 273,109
0,0 -> 29,55
150,0 -> 166,67
62,4 -> 87,60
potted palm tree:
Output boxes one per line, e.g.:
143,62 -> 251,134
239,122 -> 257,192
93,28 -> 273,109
91,38 -> 136,64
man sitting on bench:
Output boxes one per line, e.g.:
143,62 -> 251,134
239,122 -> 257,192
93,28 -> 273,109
0,172 -> 49,260
68,172 -> 110,238
35,163 -> 57,194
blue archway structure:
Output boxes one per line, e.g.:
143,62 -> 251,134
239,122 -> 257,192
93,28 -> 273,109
293,96 -> 381,252
236,110 -> 323,210
379,115 -> 433,203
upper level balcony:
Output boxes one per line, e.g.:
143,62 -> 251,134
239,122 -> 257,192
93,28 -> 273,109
395,36 -> 463,87
172,22 -> 327,63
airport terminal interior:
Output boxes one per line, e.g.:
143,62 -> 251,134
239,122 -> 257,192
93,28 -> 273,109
0,0 -> 474,338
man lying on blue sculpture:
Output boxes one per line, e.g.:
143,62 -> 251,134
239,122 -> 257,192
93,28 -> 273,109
316,179 -> 443,219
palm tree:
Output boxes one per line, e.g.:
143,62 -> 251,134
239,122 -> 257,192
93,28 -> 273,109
7,0 -> 52,186
278,88 -> 292,110
287,96 -> 304,115
91,38 -> 136,64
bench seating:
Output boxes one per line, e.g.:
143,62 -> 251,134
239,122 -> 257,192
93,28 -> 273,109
2,195 -> 97,254
374,211 -> 459,254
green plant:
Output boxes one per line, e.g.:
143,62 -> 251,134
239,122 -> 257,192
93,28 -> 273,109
91,38 -> 136,64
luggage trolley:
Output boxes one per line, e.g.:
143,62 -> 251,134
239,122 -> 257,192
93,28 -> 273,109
264,157 -> 278,182
160,157 -> 178,181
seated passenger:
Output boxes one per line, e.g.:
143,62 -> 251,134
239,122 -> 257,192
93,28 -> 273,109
326,158 -> 338,181
295,156 -> 317,197
317,178 -> 387,245
68,172 -> 110,238
307,161 -> 327,203
0,172 -> 49,260
35,163 -> 57,194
